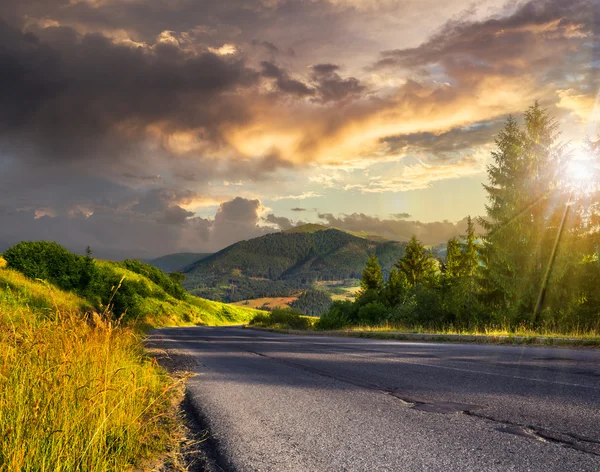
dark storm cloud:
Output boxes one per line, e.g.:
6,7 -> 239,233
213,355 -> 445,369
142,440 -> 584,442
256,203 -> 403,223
374,0 -> 596,82
380,120 -> 505,158
0,21 -> 259,166
0,196 -> 275,259
260,60 -> 367,103
318,212 -> 483,245
310,63 -> 366,103
261,61 -> 315,97
263,213 -> 295,230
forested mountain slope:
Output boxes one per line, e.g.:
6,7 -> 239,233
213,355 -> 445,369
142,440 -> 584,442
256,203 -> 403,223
182,227 -> 406,301
147,252 -> 211,273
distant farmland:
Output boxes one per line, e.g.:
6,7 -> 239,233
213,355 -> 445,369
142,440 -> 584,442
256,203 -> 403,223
231,296 -> 298,310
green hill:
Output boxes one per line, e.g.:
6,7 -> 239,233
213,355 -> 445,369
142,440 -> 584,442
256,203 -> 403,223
146,252 -> 211,274
182,228 -> 406,302
1,242 -> 259,327
284,223 -> 389,241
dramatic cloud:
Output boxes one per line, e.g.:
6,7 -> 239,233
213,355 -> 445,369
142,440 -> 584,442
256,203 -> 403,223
263,214 -> 296,231
0,0 -> 596,255
317,213 -> 484,245
0,196 -> 272,259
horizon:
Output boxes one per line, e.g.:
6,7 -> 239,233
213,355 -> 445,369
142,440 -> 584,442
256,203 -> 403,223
1,0 -> 598,258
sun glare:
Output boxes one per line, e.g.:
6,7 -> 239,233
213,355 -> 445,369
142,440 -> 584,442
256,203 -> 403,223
565,157 -> 598,194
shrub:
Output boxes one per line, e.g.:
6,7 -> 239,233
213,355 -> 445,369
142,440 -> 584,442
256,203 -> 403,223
3,241 -> 93,292
357,301 -> 388,324
250,308 -> 311,330
316,300 -> 354,330
290,289 -> 333,316
121,260 -> 187,300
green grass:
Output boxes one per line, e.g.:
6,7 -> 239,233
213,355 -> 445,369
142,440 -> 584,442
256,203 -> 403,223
247,310 -> 600,347
0,254 -> 263,471
249,309 -> 318,330
92,260 -> 262,329
0,263 -> 184,471
341,321 -> 600,340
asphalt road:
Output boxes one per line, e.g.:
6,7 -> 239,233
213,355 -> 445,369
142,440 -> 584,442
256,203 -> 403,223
149,326 -> 600,471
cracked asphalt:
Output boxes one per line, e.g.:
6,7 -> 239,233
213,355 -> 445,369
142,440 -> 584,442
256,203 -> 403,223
149,326 -> 600,471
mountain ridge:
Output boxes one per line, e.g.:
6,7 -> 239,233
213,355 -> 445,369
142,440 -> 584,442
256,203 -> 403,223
181,228 -> 406,302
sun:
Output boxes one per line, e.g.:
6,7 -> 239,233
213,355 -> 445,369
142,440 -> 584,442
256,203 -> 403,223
565,156 -> 598,195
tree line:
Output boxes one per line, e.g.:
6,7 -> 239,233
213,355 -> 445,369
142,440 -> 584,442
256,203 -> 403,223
318,102 -> 600,332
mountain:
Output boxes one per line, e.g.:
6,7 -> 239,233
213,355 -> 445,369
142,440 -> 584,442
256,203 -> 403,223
182,226 -> 406,302
147,252 -> 211,273
283,223 -> 389,241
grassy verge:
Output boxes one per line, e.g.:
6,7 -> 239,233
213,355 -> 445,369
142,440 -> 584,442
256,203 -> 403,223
0,265 -> 185,471
247,313 -> 600,347
342,321 -> 600,341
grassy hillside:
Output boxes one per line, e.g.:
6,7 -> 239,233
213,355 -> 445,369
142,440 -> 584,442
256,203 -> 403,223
183,228 -> 406,302
96,260 -> 259,327
147,252 -> 211,274
0,244 -> 261,470
0,259 -> 180,470
2,241 -> 260,328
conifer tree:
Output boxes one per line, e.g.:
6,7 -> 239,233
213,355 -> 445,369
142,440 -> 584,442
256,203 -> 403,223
479,102 -> 567,323
359,254 -> 383,294
461,216 -> 479,277
383,268 -> 409,307
443,237 -> 462,279
396,235 -> 437,286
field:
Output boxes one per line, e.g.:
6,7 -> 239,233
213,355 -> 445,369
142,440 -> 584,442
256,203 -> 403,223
232,296 -> 299,310
330,286 -> 361,301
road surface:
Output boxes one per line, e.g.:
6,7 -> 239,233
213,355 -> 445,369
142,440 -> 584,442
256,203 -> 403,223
149,326 -> 600,471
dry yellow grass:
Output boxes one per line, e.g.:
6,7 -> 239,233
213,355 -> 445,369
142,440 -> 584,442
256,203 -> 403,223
344,321 -> 600,340
0,265 -> 180,471
231,296 -> 299,309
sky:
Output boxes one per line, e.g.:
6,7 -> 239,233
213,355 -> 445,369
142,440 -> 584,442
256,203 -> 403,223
1,0 -> 599,259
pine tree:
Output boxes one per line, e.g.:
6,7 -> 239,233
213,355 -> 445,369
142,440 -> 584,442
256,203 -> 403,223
396,235 -> 437,287
443,237 -> 462,279
479,102 -> 568,324
461,216 -> 479,277
359,254 -> 383,294
383,268 -> 409,307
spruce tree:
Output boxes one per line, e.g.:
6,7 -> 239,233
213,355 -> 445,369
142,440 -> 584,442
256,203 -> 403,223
396,235 -> 437,286
359,254 -> 383,294
383,268 -> 409,307
444,237 -> 462,279
461,216 -> 479,277
479,102 -> 568,324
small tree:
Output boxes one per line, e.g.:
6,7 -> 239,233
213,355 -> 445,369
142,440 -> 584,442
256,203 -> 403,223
443,237 -> 462,279
396,236 -> 437,287
461,216 -> 479,277
359,254 -> 384,294
383,268 -> 409,307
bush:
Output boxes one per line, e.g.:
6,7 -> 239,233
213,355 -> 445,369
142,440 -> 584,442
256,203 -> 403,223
4,242 -> 178,321
357,301 -> 389,324
120,260 -> 186,300
316,300 -> 355,330
3,241 -> 94,292
250,308 -> 311,330
290,289 -> 333,316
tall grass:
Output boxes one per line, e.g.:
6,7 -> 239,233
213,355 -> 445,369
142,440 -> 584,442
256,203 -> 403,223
342,321 -> 600,339
0,265 -> 179,471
